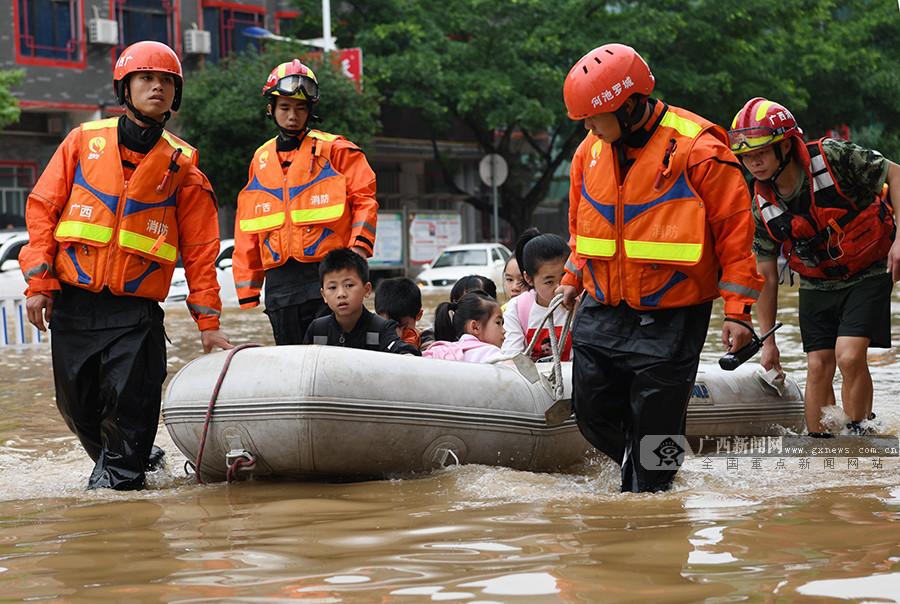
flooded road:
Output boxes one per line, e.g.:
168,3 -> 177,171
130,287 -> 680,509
1,286 -> 898,602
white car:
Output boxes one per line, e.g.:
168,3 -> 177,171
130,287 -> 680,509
0,230 -> 29,299
165,239 -> 240,307
415,243 -> 512,294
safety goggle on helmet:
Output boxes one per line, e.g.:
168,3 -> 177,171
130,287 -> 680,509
728,97 -> 800,155
262,60 -> 319,103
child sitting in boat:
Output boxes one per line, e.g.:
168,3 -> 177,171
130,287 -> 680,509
450,274 -> 498,301
502,255 -> 527,311
303,249 -> 421,355
423,290 -> 506,362
418,274 -> 498,350
501,229 -> 573,362
375,277 -> 424,349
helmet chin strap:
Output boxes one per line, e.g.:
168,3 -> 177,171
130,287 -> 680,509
613,97 -> 648,139
124,95 -> 170,136
763,141 -> 793,185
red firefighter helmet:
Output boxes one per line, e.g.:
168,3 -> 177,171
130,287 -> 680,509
728,97 -> 802,155
113,41 -> 183,111
262,60 -> 319,103
563,44 -> 655,120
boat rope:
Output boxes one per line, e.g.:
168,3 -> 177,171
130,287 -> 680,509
226,453 -> 257,483
490,293 -> 574,401
523,293 -> 573,400
194,343 -> 262,485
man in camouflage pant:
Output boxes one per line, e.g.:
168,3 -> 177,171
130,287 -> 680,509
729,98 -> 900,437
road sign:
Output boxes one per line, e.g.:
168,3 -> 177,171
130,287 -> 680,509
479,154 -> 508,187
479,154 -> 508,242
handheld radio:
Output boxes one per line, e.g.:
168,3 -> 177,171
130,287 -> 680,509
719,322 -> 783,371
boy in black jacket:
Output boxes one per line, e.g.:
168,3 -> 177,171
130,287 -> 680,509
303,249 -> 420,355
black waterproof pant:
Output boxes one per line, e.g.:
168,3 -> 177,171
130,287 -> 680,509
51,316 -> 167,490
265,299 -> 328,345
571,298 -> 711,493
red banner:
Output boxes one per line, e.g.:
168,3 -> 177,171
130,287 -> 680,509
304,48 -> 363,89
336,48 -> 363,89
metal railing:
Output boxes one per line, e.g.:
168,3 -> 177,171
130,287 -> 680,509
0,297 -> 48,347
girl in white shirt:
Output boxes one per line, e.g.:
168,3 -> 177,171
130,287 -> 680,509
501,230 -> 572,361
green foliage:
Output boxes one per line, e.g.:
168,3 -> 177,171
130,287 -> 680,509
290,0 -> 899,234
623,0 -> 900,157
178,46 -> 381,206
0,70 -> 24,130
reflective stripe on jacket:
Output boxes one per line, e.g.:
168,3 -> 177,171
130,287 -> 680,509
232,130 -> 378,308
563,103 -> 762,318
53,118 -> 192,299
755,139 -> 895,280
20,117 -> 223,330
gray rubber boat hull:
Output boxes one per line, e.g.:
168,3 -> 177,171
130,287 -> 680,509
162,345 -> 804,481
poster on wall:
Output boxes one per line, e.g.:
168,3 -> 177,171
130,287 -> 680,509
409,212 -> 463,265
369,211 -> 404,268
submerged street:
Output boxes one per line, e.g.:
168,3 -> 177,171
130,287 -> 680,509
0,287 -> 897,601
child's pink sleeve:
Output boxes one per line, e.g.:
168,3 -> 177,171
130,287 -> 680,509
464,344 -> 504,363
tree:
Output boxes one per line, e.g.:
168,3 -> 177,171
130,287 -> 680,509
178,46 -> 381,207
291,0 -> 594,237
621,0 -> 900,157
0,70 -> 24,130
291,0 -> 899,237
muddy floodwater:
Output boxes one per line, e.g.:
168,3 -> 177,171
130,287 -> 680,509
1,286 -> 898,602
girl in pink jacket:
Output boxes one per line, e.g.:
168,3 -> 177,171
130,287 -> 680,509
423,290 -> 506,363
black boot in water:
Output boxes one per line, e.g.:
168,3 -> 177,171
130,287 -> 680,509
147,446 -> 166,472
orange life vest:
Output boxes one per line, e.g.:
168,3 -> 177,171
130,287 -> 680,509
574,105 -> 725,310
52,117 -> 196,300
235,131 -> 350,268
755,139 -> 894,280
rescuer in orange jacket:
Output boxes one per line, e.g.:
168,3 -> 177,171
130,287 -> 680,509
232,60 -> 378,344
729,97 -> 900,436
556,44 -> 763,493
19,41 -> 232,490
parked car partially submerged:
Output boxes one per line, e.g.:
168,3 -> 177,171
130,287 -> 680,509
415,243 -> 511,294
0,232 -> 244,308
0,230 -> 29,299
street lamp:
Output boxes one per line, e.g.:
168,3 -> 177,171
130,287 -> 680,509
242,0 -> 336,51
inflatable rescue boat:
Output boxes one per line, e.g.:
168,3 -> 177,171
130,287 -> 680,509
162,345 -> 805,482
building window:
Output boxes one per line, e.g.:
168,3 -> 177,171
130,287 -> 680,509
116,0 -> 176,51
202,2 -> 263,63
274,10 -> 299,35
0,163 -> 37,225
13,0 -> 84,66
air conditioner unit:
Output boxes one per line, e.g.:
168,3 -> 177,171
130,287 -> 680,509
184,28 -> 211,55
88,18 -> 119,45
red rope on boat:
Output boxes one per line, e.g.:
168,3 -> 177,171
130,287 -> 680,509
194,343 -> 261,484
226,453 -> 257,483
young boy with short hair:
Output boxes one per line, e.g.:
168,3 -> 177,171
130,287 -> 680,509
374,277 -> 424,348
303,249 -> 420,355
